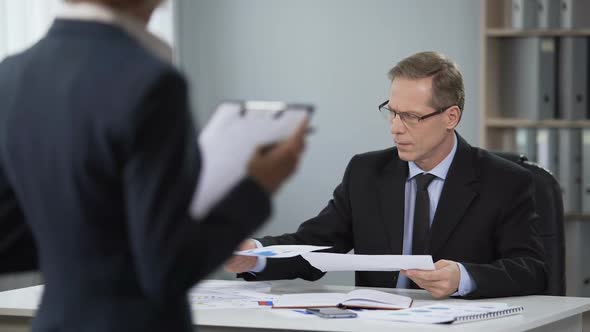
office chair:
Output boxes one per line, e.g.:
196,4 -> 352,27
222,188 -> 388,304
493,152 -> 566,296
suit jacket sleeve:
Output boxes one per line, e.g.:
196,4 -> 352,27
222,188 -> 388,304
122,69 -> 271,302
462,170 -> 547,298
239,156 -> 358,282
0,166 -> 38,274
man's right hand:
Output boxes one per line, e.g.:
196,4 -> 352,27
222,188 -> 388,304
224,239 -> 259,273
247,118 -> 308,194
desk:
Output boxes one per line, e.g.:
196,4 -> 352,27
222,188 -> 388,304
0,280 -> 589,332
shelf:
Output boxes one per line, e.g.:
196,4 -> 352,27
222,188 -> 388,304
565,214 -> 590,222
486,28 -> 590,37
486,118 -> 590,129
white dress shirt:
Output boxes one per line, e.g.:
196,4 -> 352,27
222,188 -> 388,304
397,133 -> 476,296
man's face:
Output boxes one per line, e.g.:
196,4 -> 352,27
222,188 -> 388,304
387,77 -> 454,168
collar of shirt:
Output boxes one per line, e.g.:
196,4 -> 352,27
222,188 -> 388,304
407,132 -> 458,182
56,2 -> 173,63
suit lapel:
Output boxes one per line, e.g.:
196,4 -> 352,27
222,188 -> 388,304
377,153 -> 408,254
429,135 -> 479,254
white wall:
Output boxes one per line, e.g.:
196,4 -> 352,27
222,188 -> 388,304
0,0 -> 176,61
0,0 -> 62,61
176,0 -> 481,285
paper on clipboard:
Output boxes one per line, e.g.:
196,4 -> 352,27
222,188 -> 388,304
190,101 -> 312,219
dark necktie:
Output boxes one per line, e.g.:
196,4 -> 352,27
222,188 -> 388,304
409,173 -> 436,290
412,173 -> 437,256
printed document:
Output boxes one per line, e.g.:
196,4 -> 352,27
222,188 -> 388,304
301,253 -> 435,272
235,245 -> 331,258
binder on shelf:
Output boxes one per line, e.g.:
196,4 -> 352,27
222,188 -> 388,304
510,0 -> 538,29
558,37 -> 589,120
536,128 -> 559,175
582,129 -> 590,214
516,128 -> 537,162
501,131 -> 518,153
560,0 -> 590,29
558,129 -> 582,214
537,0 -> 561,29
500,37 -> 557,120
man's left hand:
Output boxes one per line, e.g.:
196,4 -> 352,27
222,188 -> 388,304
402,259 -> 460,298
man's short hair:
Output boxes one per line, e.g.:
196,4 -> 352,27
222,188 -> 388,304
388,51 -> 465,112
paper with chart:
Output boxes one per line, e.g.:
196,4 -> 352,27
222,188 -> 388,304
189,280 -> 278,310
235,245 -> 331,258
357,302 -> 520,324
301,253 -> 435,272
189,101 -> 311,219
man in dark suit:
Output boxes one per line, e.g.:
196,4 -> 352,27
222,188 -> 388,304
226,51 -> 546,299
0,0 -> 307,331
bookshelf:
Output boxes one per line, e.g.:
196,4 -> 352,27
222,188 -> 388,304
481,0 -> 590,297
480,0 -> 590,216
480,0 -> 590,143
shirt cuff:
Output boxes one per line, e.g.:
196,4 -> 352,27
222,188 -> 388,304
452,263 -> 477,296
249,239 -> 267,273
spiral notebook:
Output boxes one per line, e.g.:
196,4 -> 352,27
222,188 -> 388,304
358,302 -> 524,324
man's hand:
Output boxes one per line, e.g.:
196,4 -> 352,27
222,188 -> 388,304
402,259 -> 461,298
247,118 -> 308,194
224,239 -> 259,273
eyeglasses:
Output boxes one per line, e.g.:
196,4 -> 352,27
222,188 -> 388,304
378,100 -> 454,126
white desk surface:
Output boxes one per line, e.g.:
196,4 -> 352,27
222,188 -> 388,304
0,280 -> 589,332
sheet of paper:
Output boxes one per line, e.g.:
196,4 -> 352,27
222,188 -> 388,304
190,101 -> 310,219
190,297 -> 276,310
300,253 -> 435,272
236,245 -> 331,258
189,280 -> 279,310
192,280 -> 272,293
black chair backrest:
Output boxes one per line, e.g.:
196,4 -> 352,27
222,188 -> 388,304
493,152 -> 565,296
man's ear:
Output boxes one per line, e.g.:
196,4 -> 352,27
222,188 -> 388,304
446,106 -> 461,130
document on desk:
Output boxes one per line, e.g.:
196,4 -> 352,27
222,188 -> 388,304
189,280 -> 278,310
189,101 -> 312,219
235,245 -> 331,258
301,253 -> 435,272
193,280 -> 272,293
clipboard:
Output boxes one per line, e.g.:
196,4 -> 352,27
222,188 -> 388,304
190,100 -> 313,219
